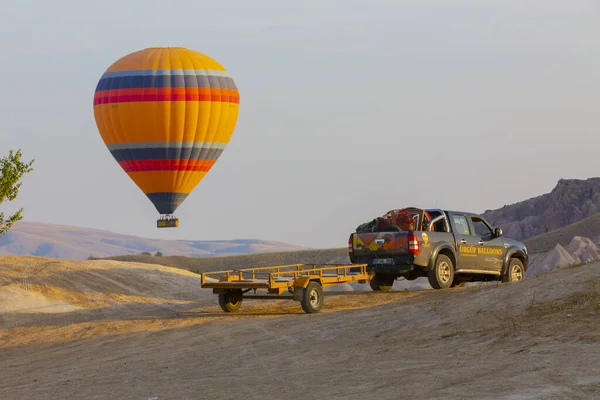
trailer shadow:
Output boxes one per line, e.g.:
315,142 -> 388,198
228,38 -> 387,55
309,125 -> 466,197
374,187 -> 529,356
0,288 -> 429,333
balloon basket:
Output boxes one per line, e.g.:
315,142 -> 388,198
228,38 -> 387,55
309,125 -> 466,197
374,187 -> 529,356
157,216 -> 179,228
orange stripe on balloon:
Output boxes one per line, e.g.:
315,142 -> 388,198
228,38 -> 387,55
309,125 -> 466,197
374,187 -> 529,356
93,102 -> 240,145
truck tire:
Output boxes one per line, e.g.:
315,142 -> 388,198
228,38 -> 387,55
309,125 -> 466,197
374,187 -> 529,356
301,281 -> 324,314
428,254 -> 454,290
502,258 -> 525,283
369,275 -> 394,292
218,292 -> 243,312
450,280 -> 464,288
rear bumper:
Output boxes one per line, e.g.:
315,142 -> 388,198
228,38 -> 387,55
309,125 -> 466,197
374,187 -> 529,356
352,255 -> 415,274
367,263 -> 414,275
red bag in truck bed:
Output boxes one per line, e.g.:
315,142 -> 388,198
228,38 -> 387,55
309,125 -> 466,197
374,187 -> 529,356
380,208 -> 431,231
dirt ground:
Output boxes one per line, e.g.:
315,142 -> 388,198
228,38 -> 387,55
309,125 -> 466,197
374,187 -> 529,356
0,255 -> 599,399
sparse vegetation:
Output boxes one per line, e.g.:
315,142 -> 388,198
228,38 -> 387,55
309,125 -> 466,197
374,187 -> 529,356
525,279 -> 600,318
499,317 -> 519,337
441,331 -> 465,339
154,251 -> 163,257
0,149 -> 34,239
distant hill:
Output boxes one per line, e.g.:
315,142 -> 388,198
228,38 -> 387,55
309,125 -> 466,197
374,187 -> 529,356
524,213 -> 600,254
483,177 -> 600,241
105,248 -> 349,273
0,221 -> 308,260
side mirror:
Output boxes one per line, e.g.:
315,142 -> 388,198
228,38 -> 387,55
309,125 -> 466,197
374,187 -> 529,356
494,228 -> 503,238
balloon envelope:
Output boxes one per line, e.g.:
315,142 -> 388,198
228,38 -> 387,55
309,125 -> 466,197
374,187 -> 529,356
93,47 -> 240,216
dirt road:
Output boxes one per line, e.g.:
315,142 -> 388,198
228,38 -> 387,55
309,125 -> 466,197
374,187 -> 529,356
1,256 -> 599,399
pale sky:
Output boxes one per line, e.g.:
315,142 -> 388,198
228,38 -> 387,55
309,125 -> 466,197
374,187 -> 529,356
2,0 -> 600,249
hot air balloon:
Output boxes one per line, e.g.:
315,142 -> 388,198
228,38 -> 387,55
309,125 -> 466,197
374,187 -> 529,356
93,47 -> 240,228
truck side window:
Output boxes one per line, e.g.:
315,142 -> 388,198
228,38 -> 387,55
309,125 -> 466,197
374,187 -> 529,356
433,220 -> 447,232
471,217 -> 493,238
451,215 -> 470,235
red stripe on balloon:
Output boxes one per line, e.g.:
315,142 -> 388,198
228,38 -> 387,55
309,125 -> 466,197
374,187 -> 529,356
119,159 -> 216,173
93,88 -> 239,105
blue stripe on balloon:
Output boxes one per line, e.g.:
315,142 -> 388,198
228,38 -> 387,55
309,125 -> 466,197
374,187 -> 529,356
110,147 -> 224,162
95,74 -> 237,91
146,192 -> 189,214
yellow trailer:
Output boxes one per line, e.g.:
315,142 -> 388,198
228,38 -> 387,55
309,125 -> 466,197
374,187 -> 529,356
200,263 -> 370,314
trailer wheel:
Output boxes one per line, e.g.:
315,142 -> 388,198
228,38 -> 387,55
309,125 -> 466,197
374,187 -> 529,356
428,254 -> 454,289
301,281 -> 323,314
218,292 -> 243,312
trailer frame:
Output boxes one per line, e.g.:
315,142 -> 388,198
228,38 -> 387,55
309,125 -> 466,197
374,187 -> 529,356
200,263 -> 371,314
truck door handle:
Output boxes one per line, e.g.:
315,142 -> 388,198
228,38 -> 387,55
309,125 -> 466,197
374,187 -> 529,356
478,241 -> 484,245
460,239 -> 467,244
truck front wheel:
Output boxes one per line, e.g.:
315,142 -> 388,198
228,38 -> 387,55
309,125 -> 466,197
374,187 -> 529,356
428,255 -> 454,290
502,258 -> 525,283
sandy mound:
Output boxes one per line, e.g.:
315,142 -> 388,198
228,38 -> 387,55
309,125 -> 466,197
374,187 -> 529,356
0,255 -> 206,320
527,243 -> 576,276
527,235 -> 600,277
0,286 -> 80,314
565,236 -> 600,263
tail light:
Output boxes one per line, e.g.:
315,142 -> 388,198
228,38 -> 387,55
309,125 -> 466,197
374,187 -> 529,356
408,233 -> 420,255
348,234 -> 354,258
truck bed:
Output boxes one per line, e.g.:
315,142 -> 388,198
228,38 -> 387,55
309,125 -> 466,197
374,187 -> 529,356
351,231 -> 410,258
350,229 -> 456,270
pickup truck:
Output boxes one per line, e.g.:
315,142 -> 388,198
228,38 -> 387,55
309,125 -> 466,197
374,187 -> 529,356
348,207 -> 528,291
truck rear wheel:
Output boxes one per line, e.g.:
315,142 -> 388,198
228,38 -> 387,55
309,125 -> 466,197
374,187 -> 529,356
428,254 -> 454,290
301,281 -> 324,314
450,280 -> 465,288
369,275 -> 394,292
218,291 -> 243,312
